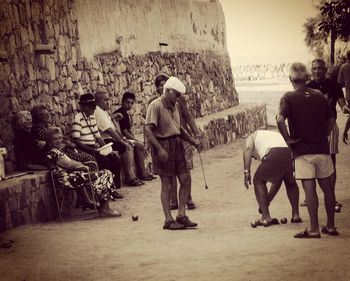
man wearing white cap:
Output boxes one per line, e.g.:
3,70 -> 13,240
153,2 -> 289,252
145,77 -> 199,230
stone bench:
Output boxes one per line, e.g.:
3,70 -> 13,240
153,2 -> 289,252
0,171 -> 57,233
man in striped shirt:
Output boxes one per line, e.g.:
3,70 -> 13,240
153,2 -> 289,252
71,93 -> 123,198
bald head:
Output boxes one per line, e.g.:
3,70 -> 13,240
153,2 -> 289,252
95,91 -> 109,110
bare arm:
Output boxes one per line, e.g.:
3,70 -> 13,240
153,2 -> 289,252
343,116 -> 350,144
243,135 -> 254,189
178,97 -> 199,136
73,138 -> 98,155
338,97 -> 350,114
122,128 -> 136,140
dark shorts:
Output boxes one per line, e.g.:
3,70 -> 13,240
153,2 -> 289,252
253,147 -> 294,185
104,138 -> 127,154
152,135 -> 189,177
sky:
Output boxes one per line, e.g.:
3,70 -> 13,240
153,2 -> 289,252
220,0 -> 317,65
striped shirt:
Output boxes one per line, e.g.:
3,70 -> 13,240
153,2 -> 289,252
71,112 -> 101,145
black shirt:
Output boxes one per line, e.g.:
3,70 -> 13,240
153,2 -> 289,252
307,78 -> 344,118
114,107 -> 131,131
279,87 -> 332,156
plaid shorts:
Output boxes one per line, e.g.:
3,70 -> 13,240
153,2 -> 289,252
183,141 -> 194,170
151,135 -> 189,176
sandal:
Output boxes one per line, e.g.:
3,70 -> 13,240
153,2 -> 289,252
321,226 -> 339,236
294,229 -> 321,239
140,174 -> 156,181
291,217 -> 303,223
163,220 -> 186,230
126,178 -> 143,186
187,201 -> 196,210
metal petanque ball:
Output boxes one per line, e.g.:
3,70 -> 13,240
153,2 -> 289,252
251,221 -> 257,228
280,217 -> 288,224
132,215 -> 139,221
335,205 -> 341,213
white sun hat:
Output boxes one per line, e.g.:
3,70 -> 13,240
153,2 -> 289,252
163,76 -> 186,95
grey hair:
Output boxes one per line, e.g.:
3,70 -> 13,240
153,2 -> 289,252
45,127 -> 62,142
289,62 -> 308,83
13,111 -> 32,129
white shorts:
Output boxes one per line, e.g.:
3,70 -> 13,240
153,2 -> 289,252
294,154 -> 334,180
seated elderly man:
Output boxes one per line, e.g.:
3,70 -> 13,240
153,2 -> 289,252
94,91 -> 144,186
13,111 -> 47,171
243,130 -> 302,227
71,93 -> 123,199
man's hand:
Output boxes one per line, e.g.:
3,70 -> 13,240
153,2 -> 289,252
343,132 -> 348,144
342,105 -> 350,114
157,147 -> 168,162
244,171 -> 251,189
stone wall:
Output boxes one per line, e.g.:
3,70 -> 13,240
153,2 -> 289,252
0,0 -> 238,173
75,0 -> 227,58
233,63 -> 291,81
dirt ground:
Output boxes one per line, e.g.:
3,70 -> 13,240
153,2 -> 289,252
1,112 -> 350,281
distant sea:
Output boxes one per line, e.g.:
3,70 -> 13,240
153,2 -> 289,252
235,80 -> 292,126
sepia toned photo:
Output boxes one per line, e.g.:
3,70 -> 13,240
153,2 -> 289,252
0,0 -> 349,280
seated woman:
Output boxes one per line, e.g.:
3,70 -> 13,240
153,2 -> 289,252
45,127 -> 121,217
31,104 -> 97,171
13,111 -> 47,171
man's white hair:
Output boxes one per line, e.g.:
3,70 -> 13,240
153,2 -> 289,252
289,62 -> 308,82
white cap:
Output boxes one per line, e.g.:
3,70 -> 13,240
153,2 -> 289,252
163,76 -> 186,95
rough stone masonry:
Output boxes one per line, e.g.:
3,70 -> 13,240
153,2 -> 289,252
0,0 -> 264,174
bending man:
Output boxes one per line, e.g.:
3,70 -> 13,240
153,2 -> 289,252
243,130 -> 301,226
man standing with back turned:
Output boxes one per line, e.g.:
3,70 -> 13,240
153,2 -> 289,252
277,63 -> 338,238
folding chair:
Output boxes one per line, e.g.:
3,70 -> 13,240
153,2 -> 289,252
50,161 -> 99,222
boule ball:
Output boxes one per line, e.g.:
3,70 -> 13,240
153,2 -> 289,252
132,215 -> 139,221
335,205 -> 341,213
280,217 -> 288,224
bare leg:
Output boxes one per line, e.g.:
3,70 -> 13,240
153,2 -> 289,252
160,175 -> 175,222
134,141 -> 149,178
121,149 -> 137,182
301,179 -> 320,234
253,179 -> 273,221
267,181 -> 282,203
318,177 -> 336,230
285,180 -> 301,220
170,177 -> 178,207
176,172 -> 191,218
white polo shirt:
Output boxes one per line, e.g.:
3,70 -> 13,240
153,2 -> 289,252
94,106 -> 116,139
253,130 -> 288,160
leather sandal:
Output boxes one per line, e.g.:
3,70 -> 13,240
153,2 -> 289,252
321,226 -> 339,236
294,229 -> 321,238
163,220 -> 186,230
125,178 -> 143,186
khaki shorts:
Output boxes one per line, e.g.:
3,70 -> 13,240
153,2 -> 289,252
294,154 -> 334,180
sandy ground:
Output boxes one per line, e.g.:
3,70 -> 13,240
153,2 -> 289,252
1,109 -> 350,281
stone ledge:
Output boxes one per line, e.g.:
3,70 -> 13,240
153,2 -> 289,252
0,171 -> 58,233
196,103 -> 267,149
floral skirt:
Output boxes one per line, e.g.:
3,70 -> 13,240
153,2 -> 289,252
53,168 -> 115,201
